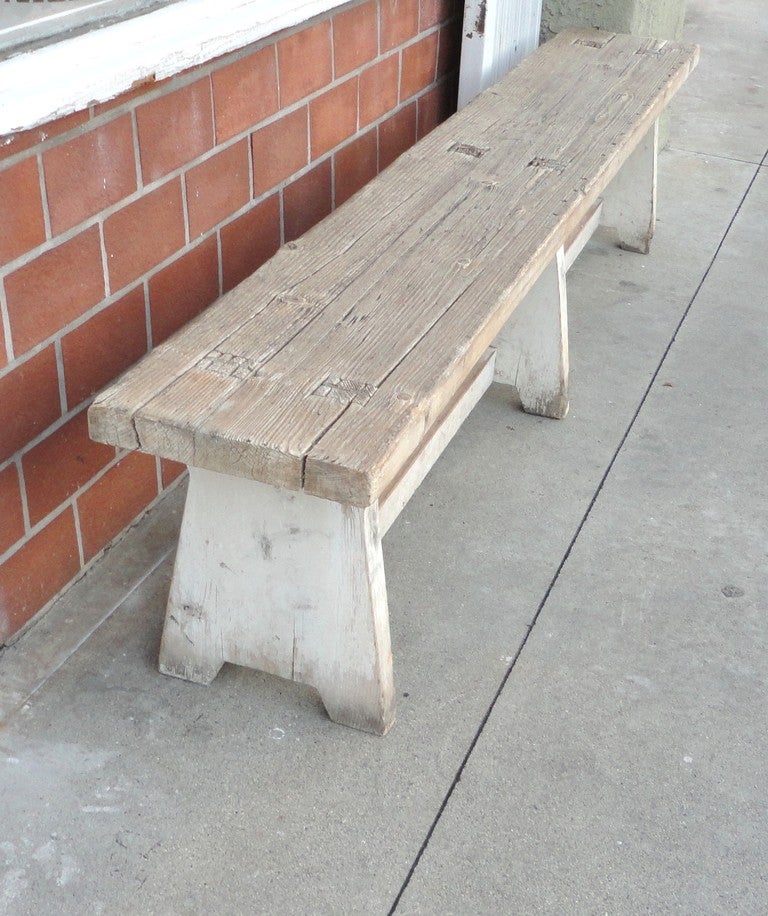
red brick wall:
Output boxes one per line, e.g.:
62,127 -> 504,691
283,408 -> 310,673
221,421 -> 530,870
0,0 -> 462,643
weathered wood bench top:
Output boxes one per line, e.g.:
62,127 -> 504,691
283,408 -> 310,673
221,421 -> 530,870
90,29 -> 698,508
87,28 -> 698,734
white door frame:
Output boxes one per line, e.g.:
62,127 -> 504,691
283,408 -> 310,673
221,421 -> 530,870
458,0 -> 543,109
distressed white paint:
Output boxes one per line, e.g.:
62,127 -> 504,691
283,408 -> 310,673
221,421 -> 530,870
601,119 -> 659,254
563,200 -> 603,272
159,467 -> 395,734
378,350 -> 496,535
494,246 -> 569,419
0,0 -> 350,134
458,0 -> 543,109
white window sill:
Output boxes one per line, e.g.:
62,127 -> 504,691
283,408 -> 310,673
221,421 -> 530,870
0,0 -> 349,135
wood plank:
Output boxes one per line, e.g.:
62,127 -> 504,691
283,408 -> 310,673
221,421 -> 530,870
303,35 -> 698,503
90,29 -> 699,500
89,58 -> 557,452
131,293 -> 326,465
191,32 -> 696,482
97,30 -> 677,436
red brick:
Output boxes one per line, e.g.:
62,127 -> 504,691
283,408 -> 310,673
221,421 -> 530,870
283,159 -> 332,243
220,194 -> 281,292
23,411 -> 114,526
401,33 -> 439,101
103,179 -> 186,291
420,0 -> 441,29
277,20 -> 332,107
5,227 -> 104,356
437,20 -> 462,77
420,0 -> 460,29
136,79 -> 214,183
335,129 -> 378,206
0,348 -> 61,464
381,0 -> 419,51
148,236 -> 219,344
0,464 -> 25,555
0,507 -> 80,641
379,103 -> 417,170
0,109 -> 90,164
310,78 -> 358,159
43,115 -> 137,236
161,458 -> 186,488
251,107 -> 308,197
0,317 -> 7,371
77,451 -> 158,562
62,286 -> 148,408
418,78 -> 457,138
212,46 -> 279,144
0,158 -> 46,267
186,140 -> 250,239
333,2 -> 378,77
359,55 -> 400,128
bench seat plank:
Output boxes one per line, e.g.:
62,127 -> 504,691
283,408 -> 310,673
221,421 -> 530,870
90,29 -> 698,506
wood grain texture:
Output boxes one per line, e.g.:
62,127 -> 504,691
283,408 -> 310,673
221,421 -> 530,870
89,29 -> 699,504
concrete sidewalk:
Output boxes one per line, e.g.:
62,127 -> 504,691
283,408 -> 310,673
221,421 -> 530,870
1,0 -> 766,912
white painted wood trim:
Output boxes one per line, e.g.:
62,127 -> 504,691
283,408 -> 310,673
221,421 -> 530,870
159,467 -> 395,734
458,0 -> 543,109
378,349 -> 496,536
0,0 -> 350,135
563,200 -> 603,272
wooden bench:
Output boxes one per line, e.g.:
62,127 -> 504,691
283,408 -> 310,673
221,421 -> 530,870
89,29 -> 698,734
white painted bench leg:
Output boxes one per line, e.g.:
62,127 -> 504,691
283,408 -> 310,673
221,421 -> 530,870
493,246 -> 569,419
159,468 -> 395,735
602,119 -> 658,254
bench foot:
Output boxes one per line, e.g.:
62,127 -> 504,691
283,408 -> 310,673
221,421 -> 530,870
315,676 -> 394,736
159,632 -> 224,686
158,468 -> 395,735
493,246 -> 569,419
602,119 -> 658,255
